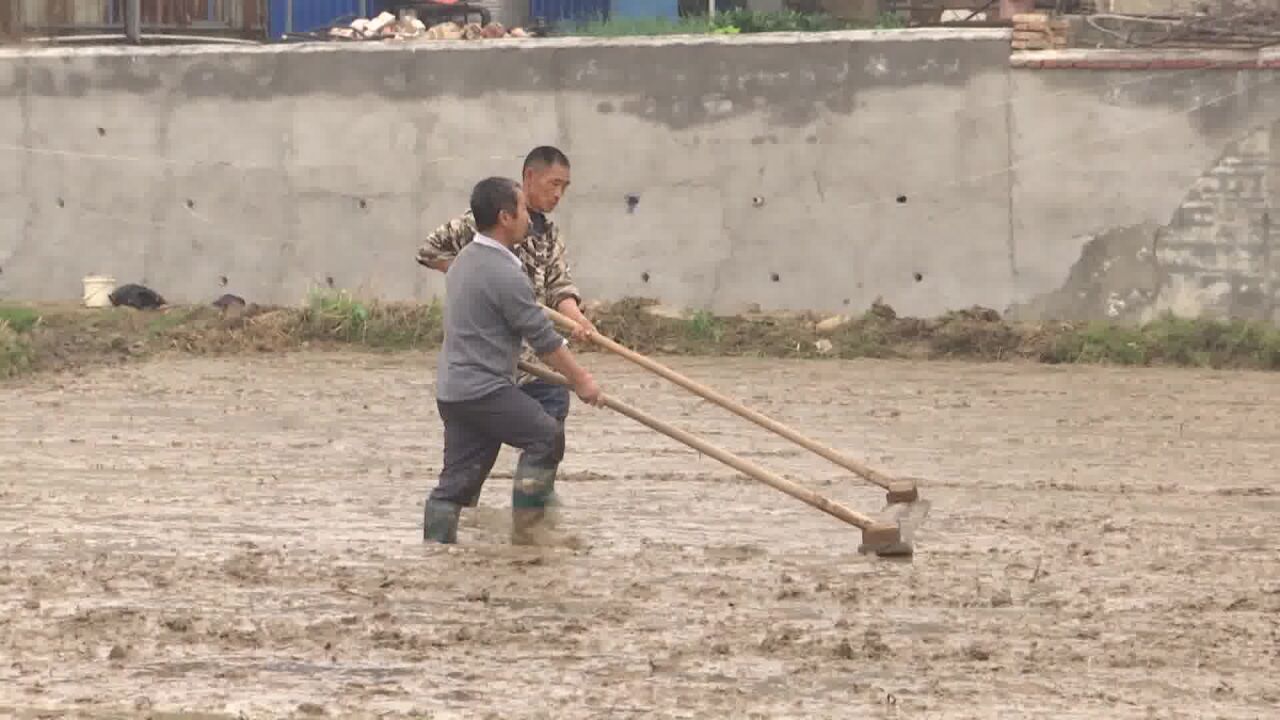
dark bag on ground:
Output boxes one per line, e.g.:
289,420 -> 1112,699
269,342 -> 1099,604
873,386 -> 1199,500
109,283 -> 166,310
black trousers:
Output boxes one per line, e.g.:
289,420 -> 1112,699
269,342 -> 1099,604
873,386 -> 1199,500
430,384 -> 566,506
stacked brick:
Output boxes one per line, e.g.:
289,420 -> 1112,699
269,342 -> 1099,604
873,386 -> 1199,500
1011,13 -> 1069,51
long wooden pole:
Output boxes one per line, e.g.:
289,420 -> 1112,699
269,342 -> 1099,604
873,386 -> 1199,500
518,361 -> 881,531
541,305 -> 915,499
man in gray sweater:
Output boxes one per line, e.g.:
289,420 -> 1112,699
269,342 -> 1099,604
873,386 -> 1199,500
425,176 -> 602,545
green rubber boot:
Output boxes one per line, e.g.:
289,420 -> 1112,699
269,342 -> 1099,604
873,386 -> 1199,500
511,459 -> 559,546
423,498 -> 461,544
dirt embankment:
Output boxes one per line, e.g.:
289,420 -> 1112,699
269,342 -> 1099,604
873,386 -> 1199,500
3,294 -> 1279,381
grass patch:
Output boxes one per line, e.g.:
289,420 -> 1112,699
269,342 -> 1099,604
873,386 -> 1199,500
303,289 -> 373,343
299,289 -> 444,348
1047,314 -> 1280,369
146,307 -> 201,336
0,290 -> 446,381
709,9 -> 869,33
0,305 -> 41,334
686,309 -> 724,343
570,16 -> 712,37
1047,322 -> 1147,365
1,295 -> 1278,382
0,305 -> 41,378
563,10 -> 904,38
0,320 -> 35,379
833,317 -> 896,359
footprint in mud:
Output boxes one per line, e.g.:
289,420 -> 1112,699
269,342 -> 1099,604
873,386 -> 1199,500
456,506 -> 587,550
222,550 -> 279,583
460,506 -> 510,532
703,544 -> 767,562
162,615 -> 195,633
759,626 -> 802,652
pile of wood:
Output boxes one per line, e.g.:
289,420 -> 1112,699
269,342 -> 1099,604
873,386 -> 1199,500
327,11 -> 529,42
1011,13 -> 1069,51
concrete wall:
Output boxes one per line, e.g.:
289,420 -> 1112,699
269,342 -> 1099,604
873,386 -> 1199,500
1009,52 -> 1280,324
1,31 -> 1278,323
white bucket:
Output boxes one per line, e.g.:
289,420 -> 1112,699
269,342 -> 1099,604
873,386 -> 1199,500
82,275 -> 116,308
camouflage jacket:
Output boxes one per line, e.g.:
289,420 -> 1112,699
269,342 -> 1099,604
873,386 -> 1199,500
417,209 -> 582,385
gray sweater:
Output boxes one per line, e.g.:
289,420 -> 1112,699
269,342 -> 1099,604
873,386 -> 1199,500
435,238 -> 565,403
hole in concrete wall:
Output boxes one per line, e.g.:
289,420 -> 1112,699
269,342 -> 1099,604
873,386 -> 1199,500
219,275 -> 228,287
358,198 -> 368,210
625,194 -> 639,213
770,272 -> 780,282
896,195 -> 907,204
56,198 -> 65,208
186,199 -> 196,209
913,272 -> 923,282
641,271 -> 650,283
326,275 -> 335,288
842,298 -> 850,305
96,127 -> 106,137
752,196 -> 765,208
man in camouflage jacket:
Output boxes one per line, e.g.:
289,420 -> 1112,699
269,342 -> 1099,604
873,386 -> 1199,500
416,146 -> 597,515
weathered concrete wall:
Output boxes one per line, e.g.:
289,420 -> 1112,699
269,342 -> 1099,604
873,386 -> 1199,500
1008,51 -> 1280,324
1,32 -> 1278,323
1101,0 -> 1280,13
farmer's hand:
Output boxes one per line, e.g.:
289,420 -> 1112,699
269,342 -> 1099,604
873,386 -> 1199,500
556,298 -> 597,343
573,373 -> 603,407
569,317 -> 597,343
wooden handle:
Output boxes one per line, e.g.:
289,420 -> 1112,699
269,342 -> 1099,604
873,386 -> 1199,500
543,304 -> 895,490
519,361 -> 878,531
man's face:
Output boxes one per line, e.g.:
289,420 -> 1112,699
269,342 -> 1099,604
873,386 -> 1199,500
523,162 -> 571,214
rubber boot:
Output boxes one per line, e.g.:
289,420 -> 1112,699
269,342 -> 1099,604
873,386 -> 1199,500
545,420 -> 567,511
457,477 -> 485,529
511,459 -> 557,546
423,498 -> 461,544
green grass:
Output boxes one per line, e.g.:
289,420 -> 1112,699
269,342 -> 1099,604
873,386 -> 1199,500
300,289 -> 443,348
146,307 -> 200,336
570,16 -> 712,37
0,305 -> 40,378
0,305 -> 41,334
835,328 -> 894,359
709,9 -> 863,33
3,294 -> 1280,382
304,289 -> 371,343
563,10 -> 905,38
0,321 -> 33,379
1046,314 -> 1280,369
686,309 -> 724,343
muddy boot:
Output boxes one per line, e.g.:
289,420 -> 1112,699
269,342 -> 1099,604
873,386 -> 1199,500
511,460 -> 571,546
458,487 -> 484,529
423,498 -> 461,544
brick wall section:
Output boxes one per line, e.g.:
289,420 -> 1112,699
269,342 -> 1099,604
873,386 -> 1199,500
1155,128 -> 1278,321
1012,49 -> 1280,70
1010,13 -> 1068,51
1009,45 -> 1280,322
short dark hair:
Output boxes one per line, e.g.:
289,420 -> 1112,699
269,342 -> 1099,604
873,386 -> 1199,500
470,177 -> 521,231
523,146 -> 570,173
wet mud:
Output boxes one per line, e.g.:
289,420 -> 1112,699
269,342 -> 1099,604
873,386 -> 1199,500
1,353 -> 1278,718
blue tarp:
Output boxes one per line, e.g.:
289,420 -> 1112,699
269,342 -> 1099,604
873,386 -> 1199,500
268,0 -> 391,39
529,0 -> 611,25
610,0 -> 679,19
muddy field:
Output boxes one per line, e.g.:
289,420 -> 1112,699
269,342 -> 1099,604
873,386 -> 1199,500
1,352 -> 1277,719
